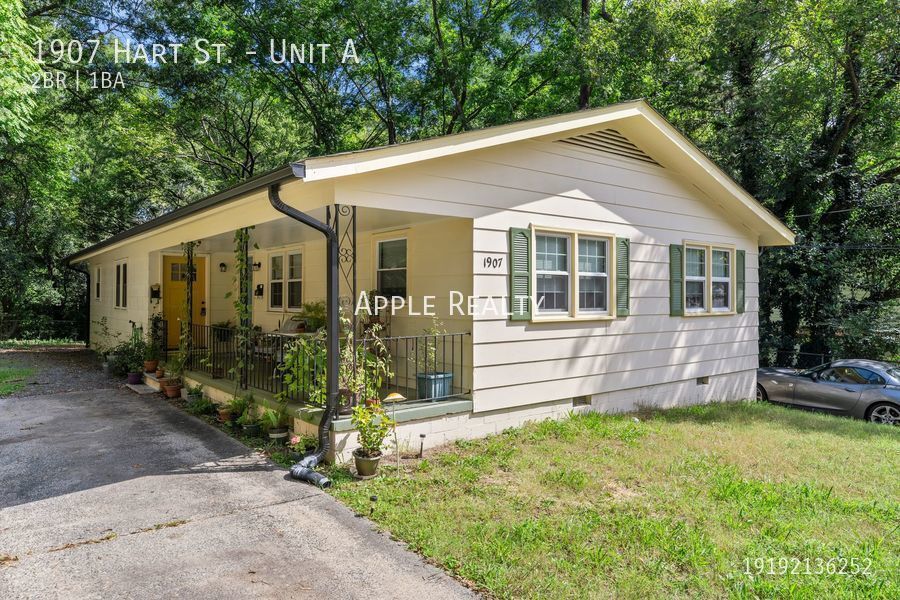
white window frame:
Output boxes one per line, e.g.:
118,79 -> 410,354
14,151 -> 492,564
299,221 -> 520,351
267,248 -> 303,312
711,248 -> 731,312
531,227 -> 616,321
577,236 -> 610,315
534,233 -> 571,315
268,254 -> 284,311
684,245 -> 707,313
376,237 -> 408,299
286,251 -> 303,311
114,260 -> 127,309
682,242 -> 735,316
94,266 -> 101,302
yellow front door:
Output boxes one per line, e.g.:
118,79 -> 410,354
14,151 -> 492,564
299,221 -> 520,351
162,255 -> 207,349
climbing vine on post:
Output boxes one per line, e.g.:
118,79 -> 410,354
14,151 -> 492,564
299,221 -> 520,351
175,240 -> 200,379
225,227 -> 255,392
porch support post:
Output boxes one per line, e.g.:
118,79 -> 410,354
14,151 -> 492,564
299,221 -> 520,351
185,241 -> 194,363
268,184 -> 338,472
239,228 -> 250,390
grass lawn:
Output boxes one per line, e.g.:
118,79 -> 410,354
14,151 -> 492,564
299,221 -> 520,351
0,339 -> 81,349
329,402 -> 899,599
0,362 -> 34,396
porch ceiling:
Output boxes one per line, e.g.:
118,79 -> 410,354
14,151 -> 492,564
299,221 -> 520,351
159,205 -> 446,253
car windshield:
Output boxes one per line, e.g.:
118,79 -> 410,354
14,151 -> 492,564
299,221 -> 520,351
885,367 -> 900,383
798,364 -> 828,377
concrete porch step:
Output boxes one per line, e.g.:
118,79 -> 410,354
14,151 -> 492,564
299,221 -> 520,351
126,383 -> 158,395
142,373 -> 163,391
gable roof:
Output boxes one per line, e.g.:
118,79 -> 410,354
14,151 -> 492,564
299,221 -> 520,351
295,99 -> 793,246
68,99 -> 792,263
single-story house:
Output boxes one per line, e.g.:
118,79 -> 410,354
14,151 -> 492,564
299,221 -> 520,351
67,100 -> 794,461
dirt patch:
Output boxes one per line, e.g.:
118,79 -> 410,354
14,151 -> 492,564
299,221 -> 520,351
0,347 -> 117,396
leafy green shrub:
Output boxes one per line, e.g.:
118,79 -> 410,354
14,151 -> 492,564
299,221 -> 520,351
351,402 -> 395,458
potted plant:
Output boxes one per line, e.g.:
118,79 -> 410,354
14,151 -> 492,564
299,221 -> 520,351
120,338 -> 147,385
298,300 -> 327,331
262,406 -> 291,444
143,331 -> 160,374
220,394 -> 249,424
163,376 -> 182,398
237,407 -> 261,437
350,401 -> 395,477
155,366 -> 165,378
412,318 -> 453,400
287,434 -> 317,462
361,290 -> 384,328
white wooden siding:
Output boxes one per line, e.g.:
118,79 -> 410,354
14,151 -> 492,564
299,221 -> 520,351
335,138 -> 760,413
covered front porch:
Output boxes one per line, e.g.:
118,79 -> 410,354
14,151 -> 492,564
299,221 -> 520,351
145,191 -> 474,413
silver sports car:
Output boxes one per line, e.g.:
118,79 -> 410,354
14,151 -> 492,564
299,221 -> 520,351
757,359 -> 900,425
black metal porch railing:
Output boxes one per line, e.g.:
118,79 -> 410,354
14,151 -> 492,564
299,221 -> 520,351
172,320 -> 469,409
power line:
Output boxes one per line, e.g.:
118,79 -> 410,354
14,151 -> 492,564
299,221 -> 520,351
792,200 -> 900,218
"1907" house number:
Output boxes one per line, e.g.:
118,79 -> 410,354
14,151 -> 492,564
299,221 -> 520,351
482,256 -> 504,270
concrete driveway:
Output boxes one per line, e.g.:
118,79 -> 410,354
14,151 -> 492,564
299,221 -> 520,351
0,364 -> 473,599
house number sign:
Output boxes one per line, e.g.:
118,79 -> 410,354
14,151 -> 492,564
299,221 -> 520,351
483,256 -> 504,270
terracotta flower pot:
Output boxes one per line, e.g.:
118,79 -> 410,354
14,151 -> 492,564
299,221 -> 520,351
143,359 -> 159,373
155,368 -> 165,378
217,407 -> 233,422
163,384 -> 182,398
353,449 -> 382,477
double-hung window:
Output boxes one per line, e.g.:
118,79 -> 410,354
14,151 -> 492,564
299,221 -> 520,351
269,255 -> 284,310
287,252 -> 302,309
269,250 -> 302,311
377,238 -> 407,298
682,243 -> 734,314
533,230 -> 613,318
578,237 -> 608,313
94,266 -> 101,301
685,246 -> 706,312
115,262 -> 127,308
711,249 -> 731,311
535,234 -> 569,313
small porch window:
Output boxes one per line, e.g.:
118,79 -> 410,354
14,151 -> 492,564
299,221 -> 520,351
269,255 -> 284,310
94,266 -> 101,301
269,251 -> 302,311
287,252 -> 302,309
377,238 -> 407,298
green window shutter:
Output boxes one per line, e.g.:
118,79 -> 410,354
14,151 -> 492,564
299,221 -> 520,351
508,228 -> 532,320
736,249 -> 746,314
615,237 -> 630,317
669,244 -> 684,316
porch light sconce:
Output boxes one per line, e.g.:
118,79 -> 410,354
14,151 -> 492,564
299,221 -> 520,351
218,262 -> 227,273
149,284 -> 161,303
254,284 -> 264,297
252,261 -> 262,271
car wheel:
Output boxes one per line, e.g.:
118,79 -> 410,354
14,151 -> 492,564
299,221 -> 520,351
756,384 -> 768,403
866,403 -> 900,426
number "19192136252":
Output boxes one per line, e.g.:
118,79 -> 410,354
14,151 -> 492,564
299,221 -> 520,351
743,557 -> 873,577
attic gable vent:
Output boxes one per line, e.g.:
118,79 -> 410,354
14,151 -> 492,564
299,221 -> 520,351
557,128 -> 661,167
